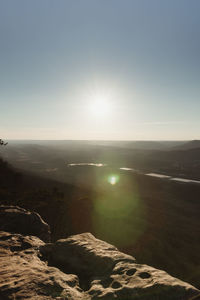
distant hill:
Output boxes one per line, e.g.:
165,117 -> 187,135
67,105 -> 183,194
114,141 -> 167,150
6,139 -> 187,151
172,140 -> 200,150
124,140 -> 188,150
2,140 -> 200,182
149,147 -> 200,162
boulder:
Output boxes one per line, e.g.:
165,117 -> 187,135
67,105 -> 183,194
0,205 -> 50,242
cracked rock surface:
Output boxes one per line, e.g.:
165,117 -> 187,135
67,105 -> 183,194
0,206 -> 199,299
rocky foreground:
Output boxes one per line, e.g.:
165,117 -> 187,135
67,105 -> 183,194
0,206 -> 199,300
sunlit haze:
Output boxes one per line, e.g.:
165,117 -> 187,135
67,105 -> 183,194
1,0 -> 200,140
90,97 -> 110,117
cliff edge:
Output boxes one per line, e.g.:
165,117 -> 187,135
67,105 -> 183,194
0,205 -> 199,300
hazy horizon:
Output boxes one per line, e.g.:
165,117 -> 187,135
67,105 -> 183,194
5,138 -> 193,142
1,0 -> 200,140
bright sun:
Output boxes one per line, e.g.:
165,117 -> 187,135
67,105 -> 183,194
90,95 -> 111,117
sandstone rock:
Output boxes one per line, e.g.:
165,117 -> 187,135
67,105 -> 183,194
40,232 -> 135,278
0,205 -> 51,242
89,261 -> 200,299
40,233 -> 200,299
0,231 -> 88,300
0,206 -> 199,299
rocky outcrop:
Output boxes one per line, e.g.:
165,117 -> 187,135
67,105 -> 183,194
41,233 -> 200,299
40,233 -> 136,278
0,231 -> 86,300
0,205 -> 50,242
0,206 -> 200,299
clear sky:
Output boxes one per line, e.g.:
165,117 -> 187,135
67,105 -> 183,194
0,0 -> 200,140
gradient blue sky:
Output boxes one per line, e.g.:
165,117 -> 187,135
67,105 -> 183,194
1,0 -> 200,140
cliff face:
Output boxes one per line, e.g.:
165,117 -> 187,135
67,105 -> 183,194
0,206 -> 199,300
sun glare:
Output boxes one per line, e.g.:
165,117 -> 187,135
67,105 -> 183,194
89,94 -> 111,117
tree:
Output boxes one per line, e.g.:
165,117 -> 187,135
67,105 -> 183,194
0,139 -> 8,146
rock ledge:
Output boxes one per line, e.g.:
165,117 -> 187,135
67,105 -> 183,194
0,206 -> 199,300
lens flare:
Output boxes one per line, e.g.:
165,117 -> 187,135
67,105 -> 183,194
93,172 -> 146,247
108,175 -> 119,185
110,177 -> 116,184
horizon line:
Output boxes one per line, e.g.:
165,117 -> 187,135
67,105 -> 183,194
5,139 -> 196,142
